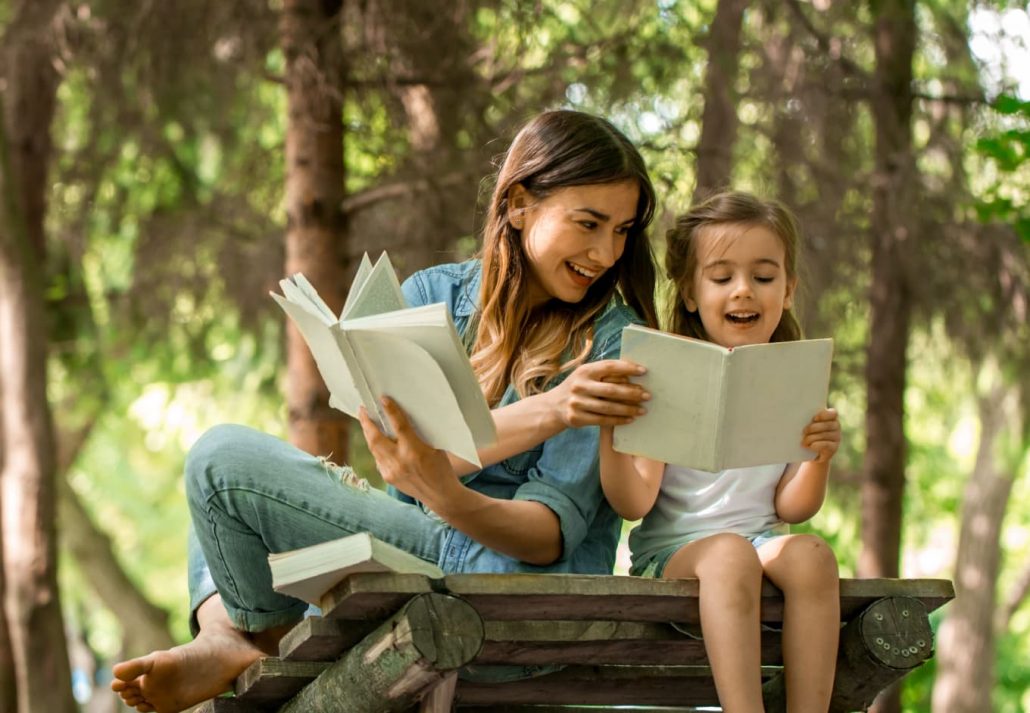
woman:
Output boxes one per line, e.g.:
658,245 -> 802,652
113,109 -> 658,713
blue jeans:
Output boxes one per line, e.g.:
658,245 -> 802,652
185,423 -> 448,634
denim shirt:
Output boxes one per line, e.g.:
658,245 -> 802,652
396,259 -> 641,575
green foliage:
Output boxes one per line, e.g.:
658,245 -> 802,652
974,94 -> 1030,241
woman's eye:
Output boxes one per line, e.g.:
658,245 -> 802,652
615,225 -> 631,236
579,221 -> 598,230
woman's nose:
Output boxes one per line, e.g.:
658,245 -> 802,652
589,234 -> 620,267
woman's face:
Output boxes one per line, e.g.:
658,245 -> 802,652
511,180 -> 640,307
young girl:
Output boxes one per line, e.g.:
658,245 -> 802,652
600,191 -> 842,713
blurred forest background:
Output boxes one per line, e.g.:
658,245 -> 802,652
0,0 -> 1027,712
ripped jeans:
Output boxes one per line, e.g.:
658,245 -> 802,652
185,423 -> 448,635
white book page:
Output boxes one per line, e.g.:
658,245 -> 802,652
343,304 -> 496,449
613,325 -> 725,471
271,293 -> 362,415
721,339 -> 833,469
341,252 -> 405,321
283,274 -> 337,325
340,253 -> 374,320
347,329 -> 481,467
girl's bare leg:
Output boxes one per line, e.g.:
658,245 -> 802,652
110,594 -> 297,713
758,534 -> 840,713
665,533 -> 765,713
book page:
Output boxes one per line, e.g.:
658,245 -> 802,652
340,253 -> 374,320
721,338 -> 833,469
271,292 -> 362,415
282,274 -> 336,325
340,252 -> 405,321
343,303 -> 496,451
347,329 -> 482,467
613,325 -> 726,471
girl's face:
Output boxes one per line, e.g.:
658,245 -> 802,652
684,222 -> 796,348
511,181 -> 639,307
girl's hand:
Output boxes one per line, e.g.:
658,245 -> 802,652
358,397 -> 459,504
548,359 -> 650,428
803,408 -> 841,463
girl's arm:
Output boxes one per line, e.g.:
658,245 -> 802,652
446,359 -> 651,476
774,408 -> 841,523
599,426 -> 665,521
361,398 -> 562,564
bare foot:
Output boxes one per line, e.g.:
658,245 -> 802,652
110,625 -> 263,713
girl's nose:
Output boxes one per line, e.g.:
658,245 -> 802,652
731,276 -> 754,298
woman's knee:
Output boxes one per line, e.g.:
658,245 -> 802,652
184,424 -> 279,501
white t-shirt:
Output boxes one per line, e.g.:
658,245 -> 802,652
629,462 -> 788,568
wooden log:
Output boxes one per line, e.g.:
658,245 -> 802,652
279,592 -> 484,713
829,596 -> 935,712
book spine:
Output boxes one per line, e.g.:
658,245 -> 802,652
712,351 -> 728,471
334,327 -> 390,436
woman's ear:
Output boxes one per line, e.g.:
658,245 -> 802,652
507,184 -> 529,229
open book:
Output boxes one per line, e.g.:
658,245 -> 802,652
271,252 -> 496,466
613,325 -> 833,472
269,532 -> 443,606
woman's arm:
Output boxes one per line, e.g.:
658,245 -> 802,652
774,408 -> 841,523
360,397 -> 564,564
599,426 -> 664,520
446,359 -> 651,476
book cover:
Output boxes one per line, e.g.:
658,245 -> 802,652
270,252 -> 496,466
269,532 -> 443,606
612,325 -> 833,471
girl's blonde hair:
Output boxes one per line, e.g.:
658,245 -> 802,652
665,191 -> 802,342
473,110 -> 658,405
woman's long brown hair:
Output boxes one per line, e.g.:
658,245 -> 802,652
472,110 -> 658,405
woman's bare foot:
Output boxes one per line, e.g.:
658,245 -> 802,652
111,624 -> 263,713
110,595 -> 296,713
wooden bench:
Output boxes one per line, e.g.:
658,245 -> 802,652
196,573 -> 954,712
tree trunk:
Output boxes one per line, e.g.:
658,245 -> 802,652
280,0 -> 350,458
932,378 -> 1023,713
0,2 -> 77,711
859,2 -> 916,712
692,0 -> 749,201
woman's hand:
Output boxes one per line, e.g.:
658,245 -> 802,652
358,397 -> 460,504
547,359 -> 650,428
803,408 -> 841,463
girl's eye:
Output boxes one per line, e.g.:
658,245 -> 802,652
755,275 -> 775,284
711,276 -> 731,284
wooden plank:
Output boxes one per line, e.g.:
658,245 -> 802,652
233,658 -> 328,704
476,620 -> 783,666
453,665 -> 779,707
443,574 -> 954,624
280,592 -> 484,713
319,573 -> 953,626
278,616 -> 378,661
320,572 -> 436,620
